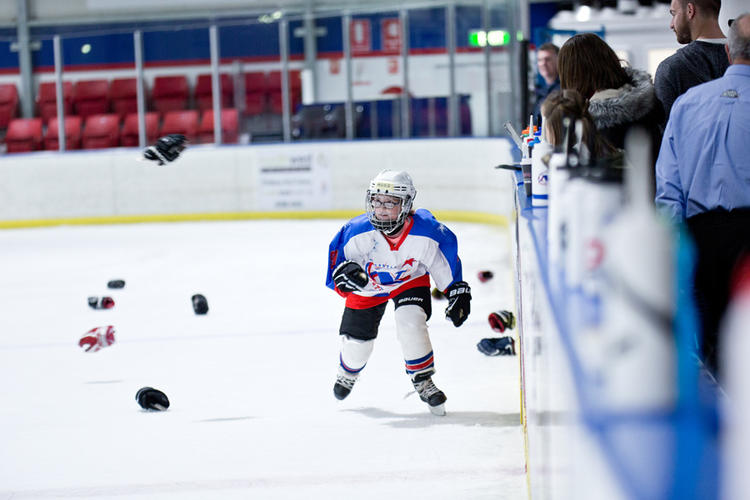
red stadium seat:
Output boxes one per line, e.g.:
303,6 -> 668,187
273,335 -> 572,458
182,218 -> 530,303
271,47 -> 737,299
268,70 -> 302,114
152,75 -> 189,113
73,79 -> 110,118
5,118 -> 43,153
0,83 -> 19,129
159,110 -> 199,141
110,78 -> 140,119
120,112 -> 160,147
36,81 -> 74,122
243,72 -> 268,116
44,115 -> 83,150
195,74 -> 234,111
82,114 -> 120,149
197,108 -> 239,144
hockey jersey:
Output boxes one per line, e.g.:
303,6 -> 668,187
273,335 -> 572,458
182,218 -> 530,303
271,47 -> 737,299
326,209 -> 463,309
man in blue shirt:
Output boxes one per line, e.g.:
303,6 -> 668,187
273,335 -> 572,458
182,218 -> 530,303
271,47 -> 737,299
655,12 -> 750,375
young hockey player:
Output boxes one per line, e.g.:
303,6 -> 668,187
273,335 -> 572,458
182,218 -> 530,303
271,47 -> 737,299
325,169 -> 472,415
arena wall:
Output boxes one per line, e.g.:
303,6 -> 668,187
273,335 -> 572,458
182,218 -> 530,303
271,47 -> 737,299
0,138 -> 516,227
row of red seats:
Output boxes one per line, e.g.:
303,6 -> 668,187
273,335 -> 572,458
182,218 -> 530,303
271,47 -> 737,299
30,70 -> 301,123
5,109 -> 239,153
0,83 -> 19,129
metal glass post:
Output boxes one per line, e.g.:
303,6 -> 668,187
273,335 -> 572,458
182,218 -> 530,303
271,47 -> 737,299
303,0 -> 318,102
518,0 -> 531,127
342,13 -> 354,140
16,0 -> 34,118
446,3 -> 458,137
279,18 -> 291,142
53,35 -> 66,152
209,24 -> 223,145
399,8 -> 410,138
482,0 -> 493,136
133,30 -> 147,148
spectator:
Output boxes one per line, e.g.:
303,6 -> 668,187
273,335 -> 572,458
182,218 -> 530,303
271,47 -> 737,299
558,33 -> 664,189
654,0 -> 729,124
654,12 -> 750,375
533,43 -> 560,126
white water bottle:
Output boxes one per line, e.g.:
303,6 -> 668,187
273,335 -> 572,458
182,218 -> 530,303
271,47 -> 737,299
531,140 -> 552,208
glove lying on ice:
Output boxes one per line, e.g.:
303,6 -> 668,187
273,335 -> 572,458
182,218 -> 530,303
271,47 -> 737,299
488,310 -> 515,333
477,270 -> 494,283
143,134 -> 187,165
445,281 -> 471,327
135,387 -> 170,411
78,325 -> 116,353
477,336 -> 516,356
88,296 -> 115,310
333,260 -> 369,293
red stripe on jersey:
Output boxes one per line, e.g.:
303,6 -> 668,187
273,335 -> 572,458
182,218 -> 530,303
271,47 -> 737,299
344,275 -> 430,309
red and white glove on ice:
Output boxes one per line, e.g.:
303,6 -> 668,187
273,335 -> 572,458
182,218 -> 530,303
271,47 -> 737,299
79,325 -> 116,353
488,310 -> 515,333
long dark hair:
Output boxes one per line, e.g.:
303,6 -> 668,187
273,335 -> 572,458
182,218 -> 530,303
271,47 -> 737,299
541,89 -> 618,159
558,33 -> 629,99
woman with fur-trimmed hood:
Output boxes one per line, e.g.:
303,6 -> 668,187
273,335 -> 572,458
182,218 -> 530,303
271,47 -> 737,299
558,33 -> 664,173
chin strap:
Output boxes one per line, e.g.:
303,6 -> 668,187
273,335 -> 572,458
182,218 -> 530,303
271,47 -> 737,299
383,223 -> 405,236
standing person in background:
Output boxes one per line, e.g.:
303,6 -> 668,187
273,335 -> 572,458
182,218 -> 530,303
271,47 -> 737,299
655,13 -> 750,376
533,43 -> 561,126
558,33 -> 664,192
326,170 -> 472,416
654,0 -> 729,124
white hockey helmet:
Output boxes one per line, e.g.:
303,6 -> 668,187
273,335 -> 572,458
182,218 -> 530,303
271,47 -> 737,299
365,169 -> 417,234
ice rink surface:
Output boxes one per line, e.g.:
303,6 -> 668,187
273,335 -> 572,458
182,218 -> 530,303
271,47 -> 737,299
0,219 -> 525,500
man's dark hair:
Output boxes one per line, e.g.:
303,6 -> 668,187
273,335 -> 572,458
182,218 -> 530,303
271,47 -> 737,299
537,42 -> 559,55
677,0 -> 721,18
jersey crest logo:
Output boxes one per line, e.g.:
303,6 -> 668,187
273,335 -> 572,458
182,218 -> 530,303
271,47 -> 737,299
366,259 -> 417,288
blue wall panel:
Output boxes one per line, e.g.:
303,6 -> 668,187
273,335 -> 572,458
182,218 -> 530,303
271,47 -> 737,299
143,28 -> 210,62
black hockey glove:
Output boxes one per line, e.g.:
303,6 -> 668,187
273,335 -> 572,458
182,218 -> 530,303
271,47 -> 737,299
135,387 -> 170,411
143,134 -> 187,165
333,260 -> 369,293
445,281 -> 471,327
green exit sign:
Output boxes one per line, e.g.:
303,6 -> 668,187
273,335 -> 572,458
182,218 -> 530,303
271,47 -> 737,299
468,29 -> 511,47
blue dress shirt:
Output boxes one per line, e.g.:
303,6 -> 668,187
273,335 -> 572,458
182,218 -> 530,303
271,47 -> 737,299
655,64 -> 750,222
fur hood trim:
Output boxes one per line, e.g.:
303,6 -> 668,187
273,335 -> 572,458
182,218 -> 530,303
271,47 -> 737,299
588,67 -> 657,129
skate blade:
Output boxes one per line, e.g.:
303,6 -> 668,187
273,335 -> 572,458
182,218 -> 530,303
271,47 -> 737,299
428,403 -> 446,416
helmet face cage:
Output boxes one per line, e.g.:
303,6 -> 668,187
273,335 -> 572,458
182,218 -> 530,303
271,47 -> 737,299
365,170 -> 416,234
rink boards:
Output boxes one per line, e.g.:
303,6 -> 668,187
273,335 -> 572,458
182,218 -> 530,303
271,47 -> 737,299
0,138 -> 514,227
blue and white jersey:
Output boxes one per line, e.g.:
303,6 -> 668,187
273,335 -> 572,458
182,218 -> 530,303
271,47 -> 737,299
326,209 -> 463,309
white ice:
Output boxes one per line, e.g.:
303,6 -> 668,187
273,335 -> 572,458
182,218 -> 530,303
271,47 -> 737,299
0,219 -> 525,500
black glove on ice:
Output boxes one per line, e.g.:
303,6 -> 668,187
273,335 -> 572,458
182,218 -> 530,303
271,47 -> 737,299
445,281 -> 471,327
135,387 -> 170,411
143,134 -> 187,165
333,260 -> 369,293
